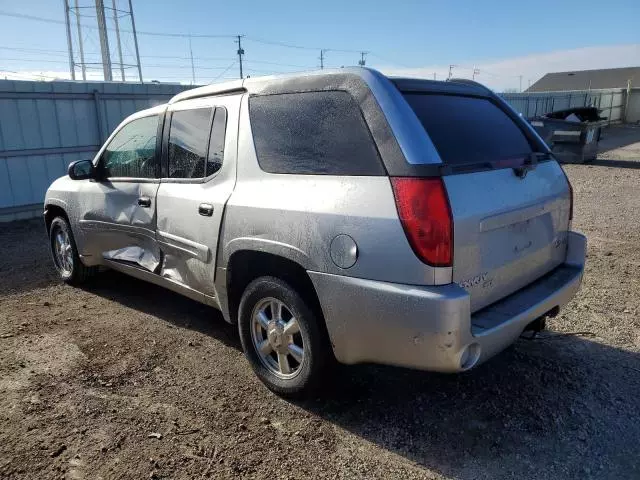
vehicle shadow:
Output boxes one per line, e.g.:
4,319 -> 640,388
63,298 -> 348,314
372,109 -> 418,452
598,125 -> 640,152
585,158 -> 640,170
298,335 -> 640,479
80,269 -> 640,479
81,269 -> 241,351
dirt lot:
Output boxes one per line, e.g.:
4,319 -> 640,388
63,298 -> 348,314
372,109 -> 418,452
1,126 -> 639,479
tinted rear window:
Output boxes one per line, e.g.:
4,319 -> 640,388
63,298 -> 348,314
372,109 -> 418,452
249,91 -> 385,175
402,94 -> 534,165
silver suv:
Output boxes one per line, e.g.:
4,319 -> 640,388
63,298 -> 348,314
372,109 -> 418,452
44,68 -> 586,397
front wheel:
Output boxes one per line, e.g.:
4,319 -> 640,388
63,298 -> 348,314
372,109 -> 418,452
49,216 -> 97,284
238,276 -> 332,398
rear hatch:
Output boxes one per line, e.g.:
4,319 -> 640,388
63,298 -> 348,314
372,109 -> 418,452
400,89 -> 572,312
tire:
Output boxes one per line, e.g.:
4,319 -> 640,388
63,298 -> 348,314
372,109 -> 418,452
238,276 -> 332,398
49,216 -> 97,285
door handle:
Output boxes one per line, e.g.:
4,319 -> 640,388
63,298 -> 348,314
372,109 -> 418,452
137,196 -> 151,208
198,203 -> 214,217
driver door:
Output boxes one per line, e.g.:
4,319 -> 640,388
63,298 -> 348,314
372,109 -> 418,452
78,112 -> 163,272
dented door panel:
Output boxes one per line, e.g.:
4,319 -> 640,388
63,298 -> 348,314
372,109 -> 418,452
78,180 -> 161,271
155,95 -> 240,297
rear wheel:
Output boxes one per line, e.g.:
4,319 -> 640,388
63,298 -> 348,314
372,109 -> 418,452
49,216 -> 97,284
238,276 -> 332,398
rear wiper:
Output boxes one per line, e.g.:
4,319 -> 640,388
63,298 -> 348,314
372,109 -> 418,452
513,152 -> 548,177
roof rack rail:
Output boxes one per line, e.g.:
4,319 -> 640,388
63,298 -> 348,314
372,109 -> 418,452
168,79 -> 246,104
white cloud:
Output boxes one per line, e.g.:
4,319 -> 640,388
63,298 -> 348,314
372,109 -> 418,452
3,44 -> 639,91
0,69 -> 111,82
0,70 -> 73,81
0,69 -> 191,84
376,44 -> 640,92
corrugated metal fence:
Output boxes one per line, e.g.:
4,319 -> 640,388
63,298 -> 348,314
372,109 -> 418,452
0,79 -> 634,222
500,88 -> 625,123
0,79 -> 193,221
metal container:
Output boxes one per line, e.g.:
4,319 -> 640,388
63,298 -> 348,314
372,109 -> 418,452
530,107 -> 607,164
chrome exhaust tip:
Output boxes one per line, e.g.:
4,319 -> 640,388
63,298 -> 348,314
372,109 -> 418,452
459,343 -> 481,370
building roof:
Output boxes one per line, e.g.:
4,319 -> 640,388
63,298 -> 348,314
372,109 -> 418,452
527,67 -> 640,92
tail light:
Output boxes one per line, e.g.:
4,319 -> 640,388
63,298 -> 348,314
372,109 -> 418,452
567,177 -> 574,221
560,167 -> 574,221
390,177 -> 453,267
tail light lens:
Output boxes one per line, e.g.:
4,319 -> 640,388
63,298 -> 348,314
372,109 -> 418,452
390,177 -> 453,267
567,177 -> 574,221
560,167 -> 574,221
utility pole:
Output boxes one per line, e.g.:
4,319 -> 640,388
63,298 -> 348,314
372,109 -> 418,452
448,64 -> 456,80
73,0 -> 86,80
236,35 -> 245,79
189,35 -> 196,85
472,68 -> 480,80
358,51 -> 367,66
62,0 -> 75,80
128,0 -> 143,82
111,0 -> 125,81
319,49 -> 326,69
95,0 -> 112,81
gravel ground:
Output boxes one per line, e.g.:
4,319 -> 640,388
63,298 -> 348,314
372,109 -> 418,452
1,126 -> 639,479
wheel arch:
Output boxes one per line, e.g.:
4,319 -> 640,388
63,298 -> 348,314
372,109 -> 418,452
225,249 -> 324,329
44,201 -> 70,234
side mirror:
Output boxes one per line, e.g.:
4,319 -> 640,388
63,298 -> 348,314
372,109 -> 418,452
68,159 -> 95,180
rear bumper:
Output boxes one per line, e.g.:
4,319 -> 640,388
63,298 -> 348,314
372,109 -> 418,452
309,231 -> 586,373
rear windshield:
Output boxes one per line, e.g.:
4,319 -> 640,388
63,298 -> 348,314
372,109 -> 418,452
402,93 -> 534,165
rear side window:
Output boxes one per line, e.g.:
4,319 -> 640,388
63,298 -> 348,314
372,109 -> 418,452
249,91 -> 384,175
207,107 -> 227,176
168,107 -> 212,179
402,94 -> 534,165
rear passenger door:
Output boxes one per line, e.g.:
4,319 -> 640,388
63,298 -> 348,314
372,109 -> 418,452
155,95 -> 239,297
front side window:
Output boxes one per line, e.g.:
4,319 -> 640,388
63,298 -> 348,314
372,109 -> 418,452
102,115 -> 159,178
168,107 -> 213,179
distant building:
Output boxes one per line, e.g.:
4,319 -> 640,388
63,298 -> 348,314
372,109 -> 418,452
527,67 -> 640,92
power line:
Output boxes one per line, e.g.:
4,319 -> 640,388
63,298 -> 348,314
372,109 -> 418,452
244,36 -> 364,54
0,57 -> 74,64
0,10 -> 66,25
243,59 -> 312,69
0,69 -> 64,80
245,67 -> 302,74
367,53 -> 414,68
0,46 -> 75,55
143,63 -> 233,70
0,10 -> 237,39
244,36 -> 316,51
0,46 -> 236,62
211,61 -> 236,82
0,8 -> 529,85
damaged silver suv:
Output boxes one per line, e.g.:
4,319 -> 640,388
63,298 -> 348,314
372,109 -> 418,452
45,68 -> 586,397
